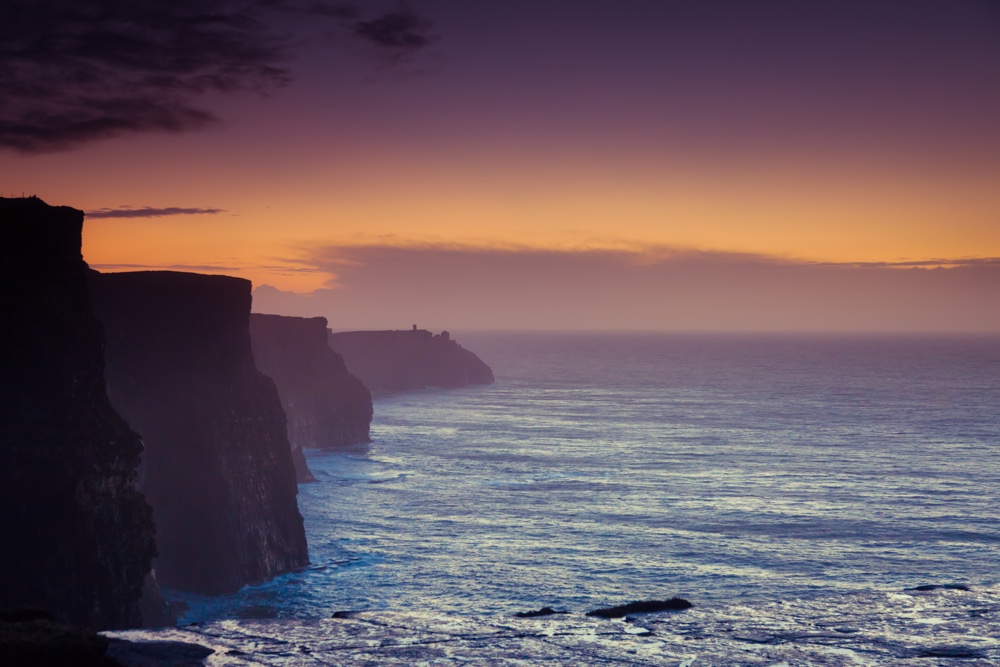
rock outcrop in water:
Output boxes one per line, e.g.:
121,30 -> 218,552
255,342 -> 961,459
89,270 -> 308,595
586,598 -> 692,618
250,314 -> 372,483
328,328 -> 494,393
0,197 -> 155,630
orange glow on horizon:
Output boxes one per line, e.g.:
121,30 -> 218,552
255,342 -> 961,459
81,153 -> 1000,293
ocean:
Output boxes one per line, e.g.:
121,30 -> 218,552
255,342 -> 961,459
177,332 -> 1000,623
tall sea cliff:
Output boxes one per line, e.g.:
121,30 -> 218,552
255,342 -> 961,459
0,197 -> 155,629
250,314 -> 372,483
89,270 -> 308,595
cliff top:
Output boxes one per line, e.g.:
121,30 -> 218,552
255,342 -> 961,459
252,313 -> 329,329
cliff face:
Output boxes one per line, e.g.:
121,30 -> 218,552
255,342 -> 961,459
0,197 -> 155,630
89,271 -> 308,595
328,329 -> 495,393
250,314 -> 372,482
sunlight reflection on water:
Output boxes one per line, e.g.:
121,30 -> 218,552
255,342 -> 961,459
179,333 -> 1000,623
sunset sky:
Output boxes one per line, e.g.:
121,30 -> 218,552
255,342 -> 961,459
3,1 -> 999,331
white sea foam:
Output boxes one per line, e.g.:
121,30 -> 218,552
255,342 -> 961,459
107,585 -> 1000,665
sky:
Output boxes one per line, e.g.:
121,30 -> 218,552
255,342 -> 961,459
3,0 -> 999,331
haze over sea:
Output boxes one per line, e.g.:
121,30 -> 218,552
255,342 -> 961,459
180,332 -> 1000,622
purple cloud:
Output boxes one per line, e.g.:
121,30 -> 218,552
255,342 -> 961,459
85,206 -> 225,219
0,1 -> 437,153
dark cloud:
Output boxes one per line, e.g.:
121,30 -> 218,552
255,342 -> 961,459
354,8 -> 437,52
1,0 -> 437,153
0,0 -> 289,153
85,206 -> 225,219
301,2 -> 359,19
91,263 -> 245,272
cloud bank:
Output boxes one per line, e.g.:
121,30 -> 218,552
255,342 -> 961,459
0,0 -> 437,153
251,244 -> 1000,332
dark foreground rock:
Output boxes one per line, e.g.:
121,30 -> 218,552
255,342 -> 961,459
250,314 -> 372,482
586,598 -> 693,618
0,197 -> 155,629
90,270 -> 308,595
0,611 -> 117,667
103,585 -> 1000,666
328,328 -> 494,393
106,638 -> 213,667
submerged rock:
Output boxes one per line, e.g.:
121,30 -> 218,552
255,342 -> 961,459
0,197 -> 155,630
586,598 -> 693,618
328,328 -> 494,393
90,270 -> 308,595
250,314 -> 372,482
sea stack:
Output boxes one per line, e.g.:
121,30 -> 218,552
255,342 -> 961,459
0,197 -> 155,629
89,270 -> 308,595
328,328 -> 495,393
250,314 -> 373,483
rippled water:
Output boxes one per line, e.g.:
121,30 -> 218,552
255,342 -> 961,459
180,333 -> 1000,622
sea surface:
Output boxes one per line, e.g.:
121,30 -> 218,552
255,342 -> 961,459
178,332 -> 1000,623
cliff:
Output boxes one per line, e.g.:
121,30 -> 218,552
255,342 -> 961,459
328,328 -> 494,393
0,197 -> 155,630
89,270 -> 308,595
250,314 -> 372,482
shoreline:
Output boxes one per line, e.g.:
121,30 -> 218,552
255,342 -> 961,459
105,584 -> 1000,665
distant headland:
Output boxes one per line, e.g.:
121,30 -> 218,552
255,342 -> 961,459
329,326 -> 495,393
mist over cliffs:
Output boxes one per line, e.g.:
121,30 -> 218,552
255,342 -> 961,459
328,328 -> 494,393
0,196 -> 496,638
89,270 -> 308,595
250,314 -> 372,483
0,197 -> 155,629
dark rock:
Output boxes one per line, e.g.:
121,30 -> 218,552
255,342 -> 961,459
586,598 -> 693,618
89,270 -> 308,595
916,645 -> 984,659
513,607 -> 568,618
0,612 -> 117,666
328,328 -> 494,393
908,584 -> 971,592
137,575 -> 187,629
0,610 -> 57,624
0,197 -> 155,630
105,638 -> 214,667
250,314 -> 373,482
